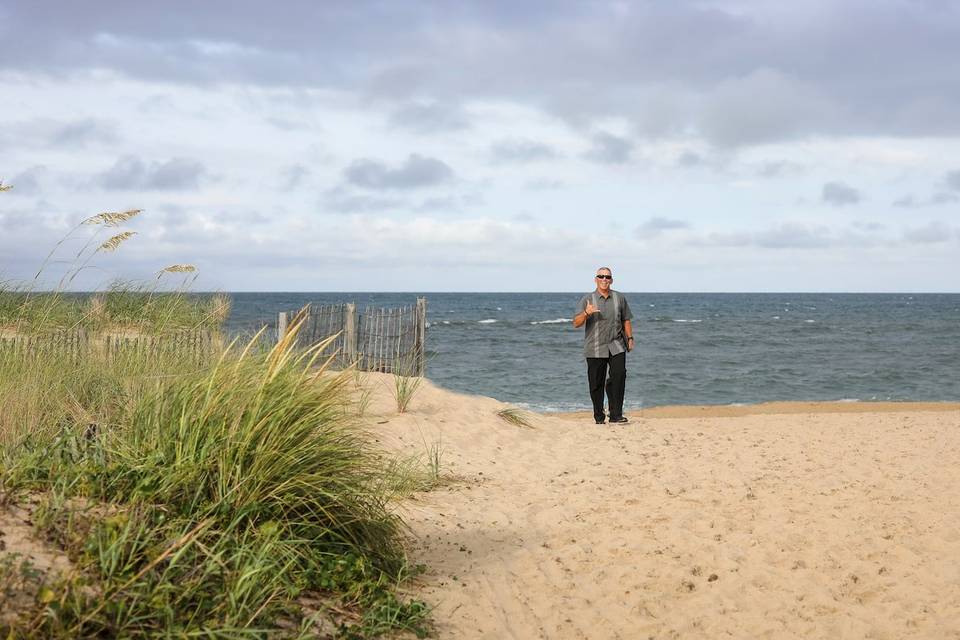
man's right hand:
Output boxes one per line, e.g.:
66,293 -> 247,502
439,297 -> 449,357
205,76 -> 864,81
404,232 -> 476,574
583,300 -> 598,316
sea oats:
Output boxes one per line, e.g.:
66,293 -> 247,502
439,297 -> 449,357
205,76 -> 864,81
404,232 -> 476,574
157,264 -> 197,277
98,231 -> 137,252
0,181 -> 12,192
83,209 -> 144,227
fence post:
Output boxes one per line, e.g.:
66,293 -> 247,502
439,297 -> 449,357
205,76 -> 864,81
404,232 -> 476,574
277,311 -> 288,342
343,303 -> 357,367
415,297 -> 427,376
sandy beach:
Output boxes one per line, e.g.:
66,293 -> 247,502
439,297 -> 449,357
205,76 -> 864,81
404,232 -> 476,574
362,375 -> 960,639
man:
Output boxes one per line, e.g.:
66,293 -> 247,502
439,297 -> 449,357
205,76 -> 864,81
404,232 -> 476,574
572,267 -> 634,424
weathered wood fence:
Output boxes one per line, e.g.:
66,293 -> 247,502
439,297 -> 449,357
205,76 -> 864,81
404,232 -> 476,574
0,329 -> 218,363
278,297 -> 427,376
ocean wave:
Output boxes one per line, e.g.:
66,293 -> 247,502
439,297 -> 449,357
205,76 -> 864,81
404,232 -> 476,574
478,319 -> 497,324
530,318 -> 571,325
673,319 -> 703,323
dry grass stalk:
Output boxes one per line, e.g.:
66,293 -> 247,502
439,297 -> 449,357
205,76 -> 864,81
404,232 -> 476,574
0,181 -> 12,192
97,232 -> 137,253
157,264 -> 196,276
497,407 -> 535,428
82,209 -> 143,227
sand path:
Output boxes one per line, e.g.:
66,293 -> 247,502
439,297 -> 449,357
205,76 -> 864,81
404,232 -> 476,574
361,375 -> 960,639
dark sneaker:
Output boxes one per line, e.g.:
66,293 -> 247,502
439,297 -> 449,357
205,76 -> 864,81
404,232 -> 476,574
595,417 -> 606,424
609,416 -> 629,424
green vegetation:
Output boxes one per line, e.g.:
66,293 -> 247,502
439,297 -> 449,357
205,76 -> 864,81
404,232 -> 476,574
0,196 -> 431,638
391,356 -> 424,414
496,407 -> 535,429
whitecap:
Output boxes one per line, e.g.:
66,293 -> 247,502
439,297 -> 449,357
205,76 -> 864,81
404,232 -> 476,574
804,319 -> 816,323
773,316 -> 780,320
478,319 -> 497,324
496,307 -> 502,311
530,318 -> 571,325
673,319 -> 702,323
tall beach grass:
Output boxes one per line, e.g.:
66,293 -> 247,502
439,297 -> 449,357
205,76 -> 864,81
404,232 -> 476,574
0,198 -> 430,637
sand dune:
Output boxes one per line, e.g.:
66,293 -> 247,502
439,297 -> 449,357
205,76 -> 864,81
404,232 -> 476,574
361,375 -> 960,639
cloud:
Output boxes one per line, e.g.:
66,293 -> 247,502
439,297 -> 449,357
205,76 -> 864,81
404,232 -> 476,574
893,192 -> 959,208
0,118 -> 118,151
323,190 -> 405,214
490,138 -> 558,163
583,131 -> 633,164
525,178 -> 564,190
756,161 -> 805,178
279,164 -> 309,190
902,221 -> 952,244
343,154 -> 453,190
5,3 -> 960,148
754,223 -> 832,249
677,151 -> 702,168
690,223 -> 834,249
821,181 -> 861,207
944,170 -> 960,191
97,155 -> 207,191
49,118 -> 118,148
7,165 -> 48,196
636,217 -> 689,238
699,69 -> 842,147
388,101 -> 470,134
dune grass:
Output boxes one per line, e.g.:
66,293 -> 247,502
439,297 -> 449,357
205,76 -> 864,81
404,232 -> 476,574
0,198 -> 431,637
496,407 -> 535,429
0,322 -> 430,637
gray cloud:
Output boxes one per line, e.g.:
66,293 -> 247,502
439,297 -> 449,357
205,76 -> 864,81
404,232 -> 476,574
525,178 -> 564,190
279,164 -> 309,190
691,223 -> 834,249
50,118 -> 118,147
757,161 -> 805,178
0,118 -> 118,151
583,131 -> 633,164
903,221 -> 952,244
416,192 -> 484,213
97,155 -> 207,190
490,138 -> 558,163
343,153 -> 453,190
821,181 -> 861,207
894,192 -> 959,208
852,221 -> 885,232
677,151 -> 702,168
388,101 -> 470,134
5,3 -> 960,148
636,217 -> 689,238
321,186 -> 408,213
8,166 -> 48,196
944,170 -> 960,191
755,223 -> 832,249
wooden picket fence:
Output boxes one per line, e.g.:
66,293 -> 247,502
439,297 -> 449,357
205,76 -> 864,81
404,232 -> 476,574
278,298 -> 427,376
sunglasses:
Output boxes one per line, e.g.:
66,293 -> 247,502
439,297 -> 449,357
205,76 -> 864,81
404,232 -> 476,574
595,274 -> 612,280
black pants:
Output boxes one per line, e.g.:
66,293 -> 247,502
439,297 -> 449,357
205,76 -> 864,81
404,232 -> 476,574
586,352 -> 626,422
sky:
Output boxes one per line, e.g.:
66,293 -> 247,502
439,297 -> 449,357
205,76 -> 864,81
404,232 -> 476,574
1,0 -> 958,292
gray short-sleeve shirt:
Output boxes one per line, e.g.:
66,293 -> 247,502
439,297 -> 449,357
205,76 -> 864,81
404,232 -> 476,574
576,290 -> 634,359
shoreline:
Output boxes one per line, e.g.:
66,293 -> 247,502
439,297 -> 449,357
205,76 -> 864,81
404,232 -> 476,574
549,400 -> 960,420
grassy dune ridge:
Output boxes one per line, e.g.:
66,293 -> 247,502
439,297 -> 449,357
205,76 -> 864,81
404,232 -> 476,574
0,200 -> 430,637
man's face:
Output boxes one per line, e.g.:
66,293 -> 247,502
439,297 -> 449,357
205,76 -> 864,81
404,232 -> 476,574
595,270 -> 612,291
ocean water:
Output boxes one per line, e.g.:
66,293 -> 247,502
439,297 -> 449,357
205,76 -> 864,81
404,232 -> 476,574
224,293 -> 960,411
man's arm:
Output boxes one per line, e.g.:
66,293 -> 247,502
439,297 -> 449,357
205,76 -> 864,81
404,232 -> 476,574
623,319 -> 634,351
573,297 -> 597,328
